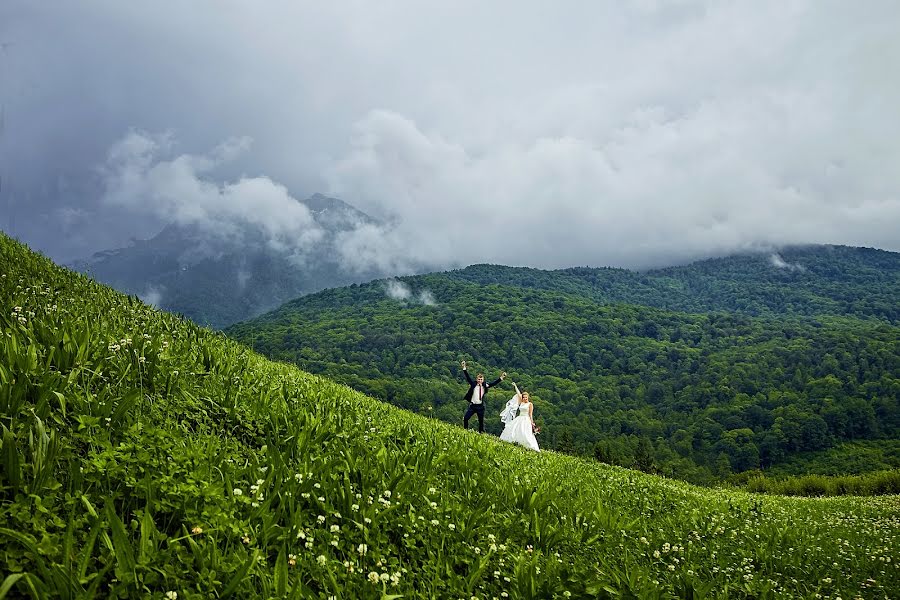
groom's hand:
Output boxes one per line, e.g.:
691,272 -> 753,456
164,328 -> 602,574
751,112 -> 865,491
500,371 -> 507,380
461,360 -> 467,370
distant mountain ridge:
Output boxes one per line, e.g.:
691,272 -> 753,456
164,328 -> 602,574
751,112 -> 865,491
442,245 -> 900,323
70,193 -> 387,328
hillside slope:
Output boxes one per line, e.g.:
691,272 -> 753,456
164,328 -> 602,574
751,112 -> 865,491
1,234 -> 898,598
229,267 -> 900,483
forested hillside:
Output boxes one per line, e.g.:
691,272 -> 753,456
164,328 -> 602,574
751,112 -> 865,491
446,245 -> 900,323
229,247 -> 900,484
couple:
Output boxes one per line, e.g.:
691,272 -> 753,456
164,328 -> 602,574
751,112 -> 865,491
461,360 -> 540,452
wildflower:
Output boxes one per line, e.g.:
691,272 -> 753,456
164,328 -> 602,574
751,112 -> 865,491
330,525 -> 340,533
358,543 -> 368,555
191,526 -> 203,535
317,515 -> 326,523
428,487 -> 437,494
288,554 -> 297,567
242,535 -> 251,544
317,555 -> 327,566
233,488 -> 243,496
165,592 -> 178,600
431,519 -> 439,526
448,523 -> 456,531
380,572 -> 389,582
351,503 -> 360,511
367,571 -> 380,584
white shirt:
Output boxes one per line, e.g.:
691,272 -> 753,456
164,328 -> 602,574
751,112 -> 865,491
471,384 -> 484,404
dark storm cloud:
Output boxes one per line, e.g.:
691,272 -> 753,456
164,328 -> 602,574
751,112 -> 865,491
2,0 -> 899,270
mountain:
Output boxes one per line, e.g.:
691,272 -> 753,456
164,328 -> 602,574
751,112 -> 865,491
446,245 -> 900,323
227,245 -> 900,484
3,233 -> 898,598
69,194 -> 387,329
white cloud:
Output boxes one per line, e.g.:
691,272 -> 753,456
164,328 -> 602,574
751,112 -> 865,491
769,253 -> 805,272
138,285 -> 164,307
6,1 -> 900,269
100,131 -> 325,262
384,278 -> 412,301
383,278 -> 438,305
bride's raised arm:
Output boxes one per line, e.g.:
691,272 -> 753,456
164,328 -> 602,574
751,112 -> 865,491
512,381 -> 521,399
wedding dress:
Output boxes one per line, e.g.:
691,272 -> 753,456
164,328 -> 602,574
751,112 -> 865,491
499,401 -> 540,452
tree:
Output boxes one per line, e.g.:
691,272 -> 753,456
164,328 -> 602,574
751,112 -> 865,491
634,438 -> 655,473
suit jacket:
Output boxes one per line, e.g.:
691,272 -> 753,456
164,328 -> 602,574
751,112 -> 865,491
463,369 -> 503,404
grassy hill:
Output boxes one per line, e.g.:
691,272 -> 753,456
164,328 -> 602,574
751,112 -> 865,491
227,252 -> 900,483
1,233 -> 898,598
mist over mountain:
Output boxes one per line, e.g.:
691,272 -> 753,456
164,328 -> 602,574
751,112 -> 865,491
70,194 -> 395,328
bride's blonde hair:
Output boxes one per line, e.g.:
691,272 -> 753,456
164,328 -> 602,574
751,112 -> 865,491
519,391 -> 530,402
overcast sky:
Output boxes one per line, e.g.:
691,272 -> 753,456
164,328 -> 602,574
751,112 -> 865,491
2,0 -> 899,272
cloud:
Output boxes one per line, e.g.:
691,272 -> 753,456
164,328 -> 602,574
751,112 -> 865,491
418,290 -> 437,306
138,285 -> 164,308
383,278 -> 438,305
5,1 -> 900,269
384,278 -> 412,301
769,253 -> 805,272
99,130 -> 325,263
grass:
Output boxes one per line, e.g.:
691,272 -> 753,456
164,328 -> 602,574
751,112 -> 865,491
1,233 -> 898,599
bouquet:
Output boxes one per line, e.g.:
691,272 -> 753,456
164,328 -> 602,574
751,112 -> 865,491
532,423 -> 541,435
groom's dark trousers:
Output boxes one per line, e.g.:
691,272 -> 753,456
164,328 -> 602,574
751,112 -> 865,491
463,403 -> 486,432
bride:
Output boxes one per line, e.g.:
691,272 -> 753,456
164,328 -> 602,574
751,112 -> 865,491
499,382 -> 540,452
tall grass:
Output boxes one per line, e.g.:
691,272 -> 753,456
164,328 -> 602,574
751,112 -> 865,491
745,470 -> 900,497
1,233 -> 898,599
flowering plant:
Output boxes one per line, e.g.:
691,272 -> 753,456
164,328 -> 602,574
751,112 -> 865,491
532,424 -> 541,435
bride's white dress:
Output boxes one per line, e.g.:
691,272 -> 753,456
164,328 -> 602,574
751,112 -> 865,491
500,402 -> 540,452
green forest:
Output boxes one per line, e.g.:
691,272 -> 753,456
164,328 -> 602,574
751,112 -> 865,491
228,246 -> 900,485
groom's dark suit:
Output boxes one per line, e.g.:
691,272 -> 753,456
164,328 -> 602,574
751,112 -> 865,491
462,368 -> 503,433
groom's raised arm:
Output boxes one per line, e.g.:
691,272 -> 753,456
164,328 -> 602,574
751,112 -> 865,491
487,371 -> 507,389
462,360 -> 474,385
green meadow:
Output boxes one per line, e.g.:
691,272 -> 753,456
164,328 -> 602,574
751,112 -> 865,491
1,234 -> 898,598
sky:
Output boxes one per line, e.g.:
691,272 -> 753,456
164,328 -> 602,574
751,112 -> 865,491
2,0 -> 899,273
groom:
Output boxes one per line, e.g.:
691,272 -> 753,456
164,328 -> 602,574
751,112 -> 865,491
461,360 -> 506,433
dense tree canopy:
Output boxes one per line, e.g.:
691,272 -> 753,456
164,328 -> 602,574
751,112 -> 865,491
227,246 -> 900,484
